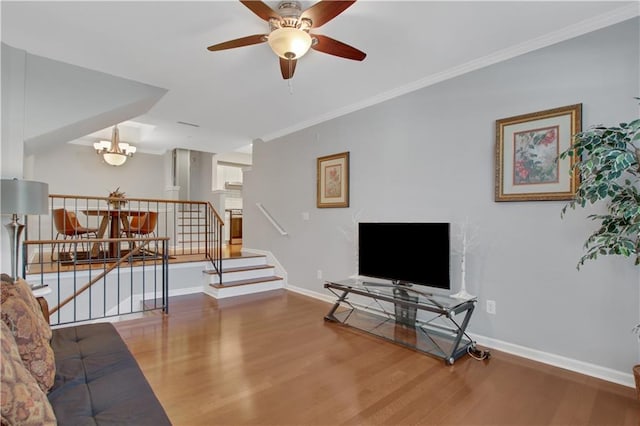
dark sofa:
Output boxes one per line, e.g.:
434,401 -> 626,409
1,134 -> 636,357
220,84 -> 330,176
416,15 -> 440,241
1,274 -> 171,425
48,322 -> 172,425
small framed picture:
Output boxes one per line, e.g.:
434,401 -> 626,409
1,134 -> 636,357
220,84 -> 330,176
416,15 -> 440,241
317,151 -> 349,208
495,104 -> 582,202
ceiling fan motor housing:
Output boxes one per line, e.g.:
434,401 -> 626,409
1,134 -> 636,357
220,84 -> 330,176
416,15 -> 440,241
277,1 -> 302,19
269,1 -> 310,31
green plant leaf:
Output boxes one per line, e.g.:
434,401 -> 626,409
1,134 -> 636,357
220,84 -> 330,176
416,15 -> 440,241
561,107 -> 640,269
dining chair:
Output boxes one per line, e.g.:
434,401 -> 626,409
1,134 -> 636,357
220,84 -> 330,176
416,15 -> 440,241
124,211 -> 159,255
52,208 -> 99,261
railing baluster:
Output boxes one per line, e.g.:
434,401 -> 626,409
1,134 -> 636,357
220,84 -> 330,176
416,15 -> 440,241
22,194 -> 224,326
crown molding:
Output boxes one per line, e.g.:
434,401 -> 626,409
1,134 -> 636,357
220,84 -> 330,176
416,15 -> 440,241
261,3 -> 639,142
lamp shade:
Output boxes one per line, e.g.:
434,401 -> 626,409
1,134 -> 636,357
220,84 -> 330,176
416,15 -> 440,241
268,27 -> 312,59
102,152 -> 128,166
1,179 -> 49,215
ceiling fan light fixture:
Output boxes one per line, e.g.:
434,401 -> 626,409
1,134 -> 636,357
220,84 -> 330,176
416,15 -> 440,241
93,125 -> 137,167
267,27 -> 312,59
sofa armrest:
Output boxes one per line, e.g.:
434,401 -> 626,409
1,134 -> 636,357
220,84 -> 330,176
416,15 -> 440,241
36,297 -> 50,324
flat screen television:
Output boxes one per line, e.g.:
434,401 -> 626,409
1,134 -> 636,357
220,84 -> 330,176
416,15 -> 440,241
358,222 -> 450,290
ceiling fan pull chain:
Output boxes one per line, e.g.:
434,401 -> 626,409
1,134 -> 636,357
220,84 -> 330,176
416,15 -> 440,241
288,59 -> 294,94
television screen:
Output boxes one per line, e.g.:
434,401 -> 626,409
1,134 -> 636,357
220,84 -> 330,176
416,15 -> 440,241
358,222 -> 450,290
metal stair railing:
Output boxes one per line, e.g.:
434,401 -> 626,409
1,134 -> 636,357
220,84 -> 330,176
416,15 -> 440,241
20,194 -> 225,325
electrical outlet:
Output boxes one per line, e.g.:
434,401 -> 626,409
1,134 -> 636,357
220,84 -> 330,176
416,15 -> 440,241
302,212 -> 310,221
486,300 -> 496,315
317,270 -> 322,279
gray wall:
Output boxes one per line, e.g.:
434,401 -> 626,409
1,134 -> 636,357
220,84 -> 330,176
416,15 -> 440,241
0,43 -> 167,272
243,19 -> 640,376
28,143 -> 165,199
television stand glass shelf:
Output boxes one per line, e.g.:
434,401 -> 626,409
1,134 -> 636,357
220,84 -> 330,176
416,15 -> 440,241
324,278 -> 477,365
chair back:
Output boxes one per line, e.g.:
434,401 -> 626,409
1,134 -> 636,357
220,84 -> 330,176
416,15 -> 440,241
53,208 -> 82,236
130,211 -> 158,235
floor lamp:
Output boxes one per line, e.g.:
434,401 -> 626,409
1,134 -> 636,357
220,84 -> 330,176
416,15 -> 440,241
1,179 -> 49,280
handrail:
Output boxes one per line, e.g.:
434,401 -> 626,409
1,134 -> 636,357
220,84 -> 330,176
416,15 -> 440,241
24,236 -> 170,325
43,195 -> 224,272
48,193 -> 225,229
205,202 -> 223,277
48,240 -> 151,315
256,203 -> 288,236
21,194 -> 225,325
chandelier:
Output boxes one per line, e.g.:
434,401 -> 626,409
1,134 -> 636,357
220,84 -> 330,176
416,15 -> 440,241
93,125 -> 136,166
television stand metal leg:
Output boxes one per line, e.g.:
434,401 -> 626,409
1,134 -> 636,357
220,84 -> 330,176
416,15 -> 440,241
324,289 -> 349,322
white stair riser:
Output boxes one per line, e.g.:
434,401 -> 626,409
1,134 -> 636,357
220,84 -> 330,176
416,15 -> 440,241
203,256 -> 268,275
220,257 -> 267,269
205,279 -> 284,299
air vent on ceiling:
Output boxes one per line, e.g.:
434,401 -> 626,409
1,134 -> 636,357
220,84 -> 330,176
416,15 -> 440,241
177,121 -> 200,128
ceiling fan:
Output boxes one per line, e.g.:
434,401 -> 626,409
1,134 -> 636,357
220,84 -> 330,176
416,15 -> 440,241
207,1 -> 366,80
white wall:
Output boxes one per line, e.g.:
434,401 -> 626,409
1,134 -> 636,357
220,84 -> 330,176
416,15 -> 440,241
22,47 -> 167,150
1,45 -> 26,179
243,19 -> 640,378
29,143 -> 165,199
1,43 -> 168,273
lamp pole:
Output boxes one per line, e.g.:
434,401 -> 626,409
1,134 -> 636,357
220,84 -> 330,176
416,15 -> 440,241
5,213 -> 25,280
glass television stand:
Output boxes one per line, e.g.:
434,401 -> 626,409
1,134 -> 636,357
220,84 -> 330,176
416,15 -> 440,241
324,278 -> 477,365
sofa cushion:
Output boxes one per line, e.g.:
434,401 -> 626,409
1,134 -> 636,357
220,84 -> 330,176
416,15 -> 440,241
1,275 -> 52,341
0,321 -> 56,425
0,280 -> 56,393
48,322 -> 171,425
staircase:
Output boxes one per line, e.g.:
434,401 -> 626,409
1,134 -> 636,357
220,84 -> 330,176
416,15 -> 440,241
176,205 -> 207,255
203,253 -> 284,299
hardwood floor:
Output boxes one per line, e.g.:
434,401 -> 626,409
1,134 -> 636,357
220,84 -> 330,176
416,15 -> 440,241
114,291 -> 640,425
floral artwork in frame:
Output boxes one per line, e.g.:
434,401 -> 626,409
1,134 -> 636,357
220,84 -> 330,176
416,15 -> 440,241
495,104 -> 581,202
317,152 -> 349,208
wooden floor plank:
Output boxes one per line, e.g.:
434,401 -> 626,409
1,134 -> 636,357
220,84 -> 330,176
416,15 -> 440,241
114,291 -> 640,425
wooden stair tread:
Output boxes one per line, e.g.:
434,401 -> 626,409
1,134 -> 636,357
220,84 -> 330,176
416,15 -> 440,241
222,264 -> 273,273
210,276 -> 283,288
203,262 -> 270,275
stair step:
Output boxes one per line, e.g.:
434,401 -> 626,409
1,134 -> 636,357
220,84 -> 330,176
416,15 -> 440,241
226,264 -> 274,273
210,275 -> 283,289
203,254 -> 267,270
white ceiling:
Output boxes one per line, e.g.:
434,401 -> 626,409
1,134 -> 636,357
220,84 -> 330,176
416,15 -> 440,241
1,1 -> 637,156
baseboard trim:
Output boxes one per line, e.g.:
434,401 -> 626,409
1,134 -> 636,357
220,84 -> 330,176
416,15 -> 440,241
168,286 -> 203,297
285,285 -> 635,389
470,334 -> 635,389
286,283 -> 335,303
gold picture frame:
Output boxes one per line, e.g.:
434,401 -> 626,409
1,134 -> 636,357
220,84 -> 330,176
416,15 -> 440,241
317,152 -> 349,208
495,104 -> 581,202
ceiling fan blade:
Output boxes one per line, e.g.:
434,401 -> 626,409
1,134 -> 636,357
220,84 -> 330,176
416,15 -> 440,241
207,34 -> 267,51
301,1 -> 356,28
279,57 -> 297,80
311,34 -> 366,61
239,1 -> 281,22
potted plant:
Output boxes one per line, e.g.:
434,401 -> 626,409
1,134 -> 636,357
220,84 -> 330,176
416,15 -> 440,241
559,103 -> 640,396
108,187 -> 127,209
